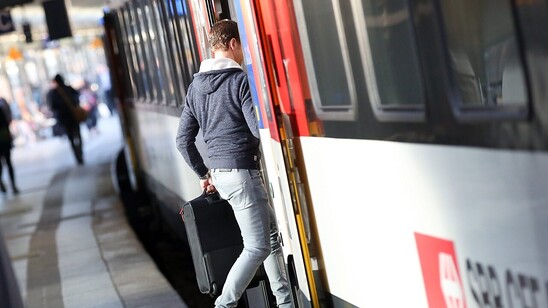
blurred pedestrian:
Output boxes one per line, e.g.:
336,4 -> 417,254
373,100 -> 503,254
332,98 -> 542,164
0,97 -> 19,194
47,74 -> 84,165
80,81 -> 100,135
98,65 -> 116,115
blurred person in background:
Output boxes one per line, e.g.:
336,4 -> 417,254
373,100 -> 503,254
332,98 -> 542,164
80,81 -> 100,135
0,97 -> 19,194
47,74 -> 84,165
98,65 -> 116,115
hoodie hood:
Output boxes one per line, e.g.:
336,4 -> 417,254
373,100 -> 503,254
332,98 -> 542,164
193,58 -> 243,94
199,58 -> 242,72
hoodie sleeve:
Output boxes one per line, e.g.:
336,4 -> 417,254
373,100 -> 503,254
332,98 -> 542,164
240,77 -> 260,139
176,92 -> 209,178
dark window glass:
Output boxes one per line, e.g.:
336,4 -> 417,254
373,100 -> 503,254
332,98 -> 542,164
123,5 -> 147,99
299,0 -> 356,121
359,0 -> 425,108
117,10 -> 138,98
158,0 -> 185,105
296,0 -> 425,121
129,4 -> 153,100
139,2 -> 163,102
151,0 -> 177,105
173,0 -> 199,89
439,0 -> 527,107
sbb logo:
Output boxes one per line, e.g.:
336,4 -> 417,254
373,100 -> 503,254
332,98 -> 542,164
415,233 -> 467,308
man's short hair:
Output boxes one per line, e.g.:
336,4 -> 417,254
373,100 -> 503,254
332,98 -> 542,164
209,20 -> 240,52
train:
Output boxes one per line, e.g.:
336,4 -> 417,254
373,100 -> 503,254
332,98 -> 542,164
102,0 -> 548,307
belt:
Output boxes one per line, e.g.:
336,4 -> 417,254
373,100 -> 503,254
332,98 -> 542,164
212,168 -> 258,173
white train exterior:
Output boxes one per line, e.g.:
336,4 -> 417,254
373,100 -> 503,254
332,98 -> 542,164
103,0 -> 548,307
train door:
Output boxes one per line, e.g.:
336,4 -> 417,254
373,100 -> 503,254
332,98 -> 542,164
232,0 -> 325,307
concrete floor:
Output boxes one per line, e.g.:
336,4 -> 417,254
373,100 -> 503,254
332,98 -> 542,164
0,116 -> 187,308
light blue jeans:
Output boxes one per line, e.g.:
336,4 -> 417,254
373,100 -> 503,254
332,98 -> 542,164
211,169 -> 292,308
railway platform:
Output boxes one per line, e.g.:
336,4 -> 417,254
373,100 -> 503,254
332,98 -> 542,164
0,117 -> 187,307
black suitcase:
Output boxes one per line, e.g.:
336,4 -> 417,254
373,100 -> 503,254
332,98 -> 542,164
181,192 -> 244,296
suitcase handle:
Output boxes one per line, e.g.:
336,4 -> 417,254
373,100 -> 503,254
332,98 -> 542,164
179,190 -> 222,222
203,191 -> 221,204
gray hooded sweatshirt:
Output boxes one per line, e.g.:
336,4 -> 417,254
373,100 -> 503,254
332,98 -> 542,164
176,58 -> 260,178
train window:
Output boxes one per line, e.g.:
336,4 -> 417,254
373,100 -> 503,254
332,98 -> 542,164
438,0 -> 528,119
151,0 -> 177,106
294,0 -> 357,121
124,5 -> 148,100
117,9 -> 139,99
117,9 -> 139,98
172,0 -> 200,90
158,0 -> 185,105
351,0 -> 426,121
294,0 -> 426,122
140,1 -> 164,103
129,3 -> 153,101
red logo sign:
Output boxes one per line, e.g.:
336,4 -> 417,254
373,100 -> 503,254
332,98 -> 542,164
415,233 -> 467,308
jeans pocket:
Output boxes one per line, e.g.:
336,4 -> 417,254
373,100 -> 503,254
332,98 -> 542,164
212,171 -> 249,210
245,174 -> 269,209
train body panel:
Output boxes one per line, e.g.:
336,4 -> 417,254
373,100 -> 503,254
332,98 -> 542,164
301,136 -> 548,307
103,0 -> 548,306
259,129 -> 312,302
131,107 -> 203,203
